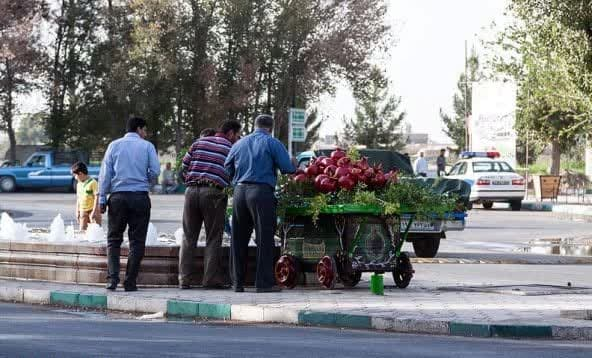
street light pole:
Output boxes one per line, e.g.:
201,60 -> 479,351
464,40 -> 469,151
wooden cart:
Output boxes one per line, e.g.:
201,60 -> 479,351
274,204 -> 416,289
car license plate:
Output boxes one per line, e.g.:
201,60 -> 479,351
401,220 -> 438,232
492,180 -> 509,185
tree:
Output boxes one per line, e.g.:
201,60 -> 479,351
266,0 -> 391,144
16,112 -> 47,145
304,109 -> 322,148
511,0 -> 592,69
45,0 -> 101,150
0,0 -> 47,161
27,0 -> 390,153
343,67 -> 407,150
440,51 -> 480,153
490,3 -> 592,175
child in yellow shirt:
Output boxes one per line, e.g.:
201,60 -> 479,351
71,162 -> 101,231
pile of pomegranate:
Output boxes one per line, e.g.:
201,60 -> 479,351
292,148 -> 398,193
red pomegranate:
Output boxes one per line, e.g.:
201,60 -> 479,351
324,165 -> 338,177
330,149 -> 346,161
338,176 -> 356,190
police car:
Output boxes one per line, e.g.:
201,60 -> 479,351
445,151 -> 525,211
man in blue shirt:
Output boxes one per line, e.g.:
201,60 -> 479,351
99,117 -> 160,292
225,114 -> 296,293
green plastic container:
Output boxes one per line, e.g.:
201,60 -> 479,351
370,273 -> 384,295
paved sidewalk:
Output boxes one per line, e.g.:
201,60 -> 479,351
1,264 -> 591,340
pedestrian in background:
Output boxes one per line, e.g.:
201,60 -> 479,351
160,162 -> 177,194
99,117 -> 160,292
71,162 -> 101,231
437,149 -> 447,177
225,114 -> 296,293
414,151 -> 428,177
178,120 -> 241,289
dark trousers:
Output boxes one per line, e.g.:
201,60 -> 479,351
179,186 -> 227,286
231,184 -> 277,289
107,192 -> 151,287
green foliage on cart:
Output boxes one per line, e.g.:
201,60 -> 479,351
277,175 -> 459,224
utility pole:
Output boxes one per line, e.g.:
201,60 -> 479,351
464,40 -> 469,151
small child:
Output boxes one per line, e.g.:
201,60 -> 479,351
71,162 -> 101,231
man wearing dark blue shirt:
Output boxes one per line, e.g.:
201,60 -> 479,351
225,114 -> 296,293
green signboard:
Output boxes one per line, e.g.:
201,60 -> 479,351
289,108 -> 306,125
289,108 -> 306,143
292,126 -> 305,142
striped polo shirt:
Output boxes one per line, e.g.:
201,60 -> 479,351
182,134 -> 232,188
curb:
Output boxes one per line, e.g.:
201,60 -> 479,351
522,202 -> 592,218
521,202 -> 554,212
1,287 -> 591,340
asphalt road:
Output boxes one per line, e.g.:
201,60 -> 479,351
1,192 -> 590,254
0,303 -> 591,358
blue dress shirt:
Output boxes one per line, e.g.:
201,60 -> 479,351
99,133 -> 161,205
224,128 -> 295,188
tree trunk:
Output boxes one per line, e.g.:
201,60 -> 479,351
3,59 -> 17,162
550,139 -> 561,175
7,114 -> 17,163
175,92 -> 182,154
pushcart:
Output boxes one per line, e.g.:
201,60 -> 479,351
274,204 -> 418,289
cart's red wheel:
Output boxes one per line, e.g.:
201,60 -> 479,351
275,255 -> 299,289
316,256 -> 337,289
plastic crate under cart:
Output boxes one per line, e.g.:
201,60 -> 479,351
275,204 -> 415,289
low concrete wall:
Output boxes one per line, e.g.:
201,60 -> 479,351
0,241 -> 277,286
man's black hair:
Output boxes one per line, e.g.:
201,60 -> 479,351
254,114 -> 274,129
220,120 -> 241,135
127,116 -> 147,133
71,161 -> 88,175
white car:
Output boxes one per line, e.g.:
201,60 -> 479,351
445,152 -> 525,211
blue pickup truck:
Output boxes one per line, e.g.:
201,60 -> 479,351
0,150 -> 100,192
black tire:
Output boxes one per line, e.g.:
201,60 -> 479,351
482,201 -> 494,209
392,252 -> 413,289
340,271 -> 362,288
412,238 -> 441,258
0,176 -> 16,192
510,200 -> 522,211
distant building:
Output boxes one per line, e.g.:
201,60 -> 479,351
320,135 -> 337,146
406,133 -> 429,145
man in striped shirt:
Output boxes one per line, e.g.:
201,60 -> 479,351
179,120 -> 241,289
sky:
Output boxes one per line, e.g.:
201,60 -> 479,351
318,0 -> 510,143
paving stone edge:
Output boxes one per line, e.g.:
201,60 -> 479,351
521,202 -> 592,217
1,286 -> 591,340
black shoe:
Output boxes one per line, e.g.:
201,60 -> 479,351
255,286 -> 282,293
124,284 -> 138,292
106,281 -> 118,291
233,286 -> 244,293
179,284 -> 191,290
